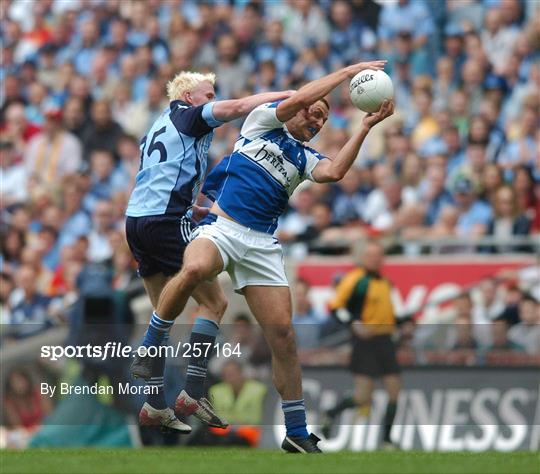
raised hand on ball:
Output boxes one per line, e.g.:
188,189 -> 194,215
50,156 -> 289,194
362,99 -> 395,129
346,60 -> 387,78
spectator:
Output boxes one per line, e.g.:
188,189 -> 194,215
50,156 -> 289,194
87,200 -> 115,264
1,101 -> 41,159
490,317 -> 524,351
110,82 -> 148,138
66,74 -> 93,123
3,368 -> 52,430
145,17 -> 169,65
209,360 -> 267,426
64,17 -> 100,76
351,0 -> 381,33
378,0 -> 434,54
445,24 -> 467,79
36,225 -> 60,271
480,163 -> 504,203
83,148 -> 129,212
512,165 -> 539,228
292,279 -> 326,349
332,167 -> 369,225
429,205 -> 459,247
278,187 -> 315,244
251,60 -> 279,93
115,134 -> 142,188
58,180 -> 92,248
254,20 -> 296,87
450,315 -> 478,356
62,97 -> 88,139
24,82 -> 48,125
295,202 -> 339,255
499,106 -> 538,172
508,295 -> 540,355
291,47 -> 327,83
214,34 -> 251,99
421,165 -> 453,225
449,139 -> 488,187
25,106 -> 82,187
329,0 -> 376,64
484,186 -> 531,253
363,176 -> 417,232
451,176 -> 492,237
461,60 -> 485,115
143,79 -> 168,129
471,278 -> 506,347
441,125 -> 465,176
8,265 -> 53,338
106,17 -> 135,63
0,139 -> 28,206
390,30 -> 430,81
481,7 -> 519,73
0,272 -> 15,324
1,227 -> 26,272
36,43 -> 59,91
132,45 -> 156,103
19,246 -> 53,296
81,100 -> 124,160
281,0 -> 330,54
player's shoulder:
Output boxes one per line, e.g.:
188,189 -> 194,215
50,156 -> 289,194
345,267 -> 366,282
242,101 -> 285,136
170,99 -> 195,112
169,100 -> 215,137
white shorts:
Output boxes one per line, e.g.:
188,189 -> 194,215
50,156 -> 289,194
192,216 -> 289,292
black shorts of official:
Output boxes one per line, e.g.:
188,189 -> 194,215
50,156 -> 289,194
349,334 -> 400,377
125,215 -> 193,278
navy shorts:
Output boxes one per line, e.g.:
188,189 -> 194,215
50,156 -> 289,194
349,334 -> 400,377
125,215 -> 193,278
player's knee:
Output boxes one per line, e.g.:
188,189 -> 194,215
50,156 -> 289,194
271,324 -> 297,356
181,261 -> 206,284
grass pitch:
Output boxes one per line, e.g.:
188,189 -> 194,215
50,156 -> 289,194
1,448 -> 538,474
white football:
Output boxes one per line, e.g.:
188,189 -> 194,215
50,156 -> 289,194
349,69 -> 394,113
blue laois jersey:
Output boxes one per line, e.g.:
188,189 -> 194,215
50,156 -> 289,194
126,100 -> 222,217
203,102 -> 326,233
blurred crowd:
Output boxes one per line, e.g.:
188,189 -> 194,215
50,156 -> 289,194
291,276 -> 540,362
1,2 -> 539,344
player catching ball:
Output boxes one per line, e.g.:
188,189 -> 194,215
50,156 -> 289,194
126,71 -> 294,432
132,61 -> 394,452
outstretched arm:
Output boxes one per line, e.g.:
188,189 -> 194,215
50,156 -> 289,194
212,90 -> 295,122
311,100 -> 395,183
276,60 -> 387,123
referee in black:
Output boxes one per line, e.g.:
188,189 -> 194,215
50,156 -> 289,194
321,241 -> 401,449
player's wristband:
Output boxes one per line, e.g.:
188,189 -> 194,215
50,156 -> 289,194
333,308 -> 353,325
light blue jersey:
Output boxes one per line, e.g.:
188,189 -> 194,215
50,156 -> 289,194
126,100 -> 222,217
203,102 -> 325,233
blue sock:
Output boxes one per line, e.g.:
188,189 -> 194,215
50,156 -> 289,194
183,317 -> 219,400
282,399 -> 309,438
142,312 -> 173,348
146,336 -> 168,409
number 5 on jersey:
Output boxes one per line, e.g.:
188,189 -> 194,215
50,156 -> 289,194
139,126 -> 168,169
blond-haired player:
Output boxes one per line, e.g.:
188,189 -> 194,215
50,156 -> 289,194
126,71 -> 293,432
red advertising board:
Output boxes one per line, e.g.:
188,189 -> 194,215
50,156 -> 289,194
297,257 -> 537,319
